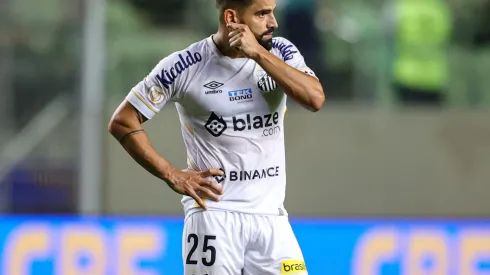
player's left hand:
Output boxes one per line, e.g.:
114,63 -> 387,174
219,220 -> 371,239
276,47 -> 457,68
227,23 -> 263,60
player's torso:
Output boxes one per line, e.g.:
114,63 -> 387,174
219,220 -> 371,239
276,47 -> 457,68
176,52 -> 288,215
177,52 -> 287,147
180,56 -> 285,118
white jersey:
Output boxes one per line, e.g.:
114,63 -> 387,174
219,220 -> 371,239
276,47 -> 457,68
127,35 -> 316,218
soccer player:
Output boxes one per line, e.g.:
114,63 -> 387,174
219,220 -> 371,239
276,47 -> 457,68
108,0 -> 325,274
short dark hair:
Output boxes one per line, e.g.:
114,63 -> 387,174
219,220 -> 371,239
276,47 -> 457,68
215,0 -> 254,10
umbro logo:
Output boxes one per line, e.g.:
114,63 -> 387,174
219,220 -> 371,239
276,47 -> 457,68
203,81 -> 223,90
204,81 -> 224,95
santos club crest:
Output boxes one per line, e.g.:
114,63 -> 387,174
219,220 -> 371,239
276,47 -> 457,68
255,66 -> 277,92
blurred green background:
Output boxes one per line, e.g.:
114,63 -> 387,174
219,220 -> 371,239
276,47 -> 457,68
3,0 -> 490,109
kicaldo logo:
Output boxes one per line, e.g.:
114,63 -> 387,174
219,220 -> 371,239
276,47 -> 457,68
281,259 -> 307,274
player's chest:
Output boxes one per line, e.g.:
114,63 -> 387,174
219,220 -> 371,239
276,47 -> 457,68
181,61 -> 284,116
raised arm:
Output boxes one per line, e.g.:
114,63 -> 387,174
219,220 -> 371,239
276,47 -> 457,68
228,23 -> 325,112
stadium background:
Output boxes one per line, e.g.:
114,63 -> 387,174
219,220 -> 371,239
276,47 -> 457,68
1,0 -> 490,274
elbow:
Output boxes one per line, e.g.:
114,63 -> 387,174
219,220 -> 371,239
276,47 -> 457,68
108,100 -> 144,141
107,116 -> 119,137
309,86 -> 325,112
107,113 -> 129,140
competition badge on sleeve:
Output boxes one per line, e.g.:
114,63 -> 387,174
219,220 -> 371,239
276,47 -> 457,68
147,84 -> 166,105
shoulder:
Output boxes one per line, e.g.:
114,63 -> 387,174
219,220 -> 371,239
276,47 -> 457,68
154,38 -> 212,71
151,37 -> 214,89
271,37 -> 300,62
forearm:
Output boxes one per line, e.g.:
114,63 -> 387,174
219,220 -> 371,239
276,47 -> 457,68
119,131 -> 175,183
254,49 -> 325,111
108,107 -> 176,183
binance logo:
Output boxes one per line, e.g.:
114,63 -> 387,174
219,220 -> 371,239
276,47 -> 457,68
281,260 -> 307,274
214,168 -> 225,184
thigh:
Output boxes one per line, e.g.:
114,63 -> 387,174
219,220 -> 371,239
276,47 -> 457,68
243,216 -> 308,275
182,211 -> 244,275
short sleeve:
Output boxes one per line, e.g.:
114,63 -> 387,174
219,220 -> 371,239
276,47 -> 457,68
126,49 -> 204,120
272,37 -> 318,79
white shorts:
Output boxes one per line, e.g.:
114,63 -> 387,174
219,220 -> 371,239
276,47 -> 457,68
182,210 -> 308,275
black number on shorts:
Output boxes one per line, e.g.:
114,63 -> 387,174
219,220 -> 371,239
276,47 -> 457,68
186,234 -> 199,265
185,234 -> 217,266
202,235 -> 216,266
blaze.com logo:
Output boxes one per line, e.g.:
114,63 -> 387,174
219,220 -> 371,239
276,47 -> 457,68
204,112 -> 281,137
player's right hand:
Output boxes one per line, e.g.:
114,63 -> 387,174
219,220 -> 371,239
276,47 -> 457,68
164,168 -> 224,209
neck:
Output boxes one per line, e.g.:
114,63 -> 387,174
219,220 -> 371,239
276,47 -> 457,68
213,25 -> 247,59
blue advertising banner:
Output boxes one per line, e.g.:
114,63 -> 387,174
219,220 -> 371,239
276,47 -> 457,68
0,216 -> 489,275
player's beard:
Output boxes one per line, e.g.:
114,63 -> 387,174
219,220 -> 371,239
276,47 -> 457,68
257,29 -> 274,51
258,37 -> 273,51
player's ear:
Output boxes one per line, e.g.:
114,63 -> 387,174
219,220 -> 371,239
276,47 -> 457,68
224,9 -> 238,25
